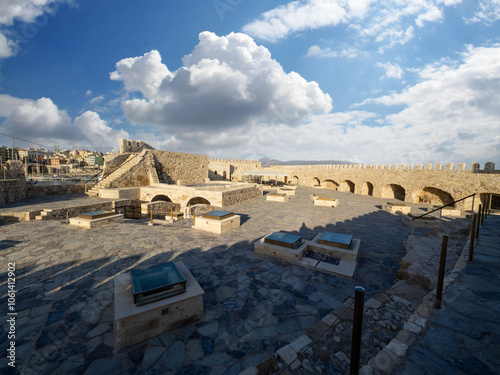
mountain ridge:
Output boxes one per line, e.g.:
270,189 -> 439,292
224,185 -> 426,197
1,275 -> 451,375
259,156 -> 354,168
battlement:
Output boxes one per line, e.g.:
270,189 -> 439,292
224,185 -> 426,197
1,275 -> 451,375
267,161 -> 498,173
209,157 -> 261,165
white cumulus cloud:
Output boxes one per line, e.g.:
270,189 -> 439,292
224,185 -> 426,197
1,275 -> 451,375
0,95 -> 129,151
356,44 -> 500,163
111,31 -> 333,130
0,0 -> 65,59
243,0 -> 462,48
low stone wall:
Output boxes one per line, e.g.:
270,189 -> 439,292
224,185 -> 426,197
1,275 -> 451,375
221,185 -> 263,206
27,184 -> 93,198
39,200 -> 132,221
0,179 -> 28,205
141,201 -> 181,218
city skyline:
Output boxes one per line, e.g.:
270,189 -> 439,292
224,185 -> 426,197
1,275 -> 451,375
0,0 -> 499,165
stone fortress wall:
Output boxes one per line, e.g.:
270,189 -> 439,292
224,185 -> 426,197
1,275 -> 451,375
208,157 -> 261,182
211,158 -> 500,210
274,162 -> 500,210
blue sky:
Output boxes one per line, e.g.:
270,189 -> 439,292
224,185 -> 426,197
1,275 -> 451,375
0,0 -> 499,165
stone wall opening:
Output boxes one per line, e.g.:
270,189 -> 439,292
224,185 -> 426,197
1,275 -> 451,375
187,197 -> 211,206
312,177 -> 321,186
414,187 -> 454,206
339,180 -> 355,193
361,182 -> 374,196
292,176 -> 299,185
151,194 -> 172,203
382,184 -> 406,201
322,179 -> 339,190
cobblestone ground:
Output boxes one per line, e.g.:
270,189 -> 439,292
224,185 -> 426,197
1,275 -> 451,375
0,186 -> 430,375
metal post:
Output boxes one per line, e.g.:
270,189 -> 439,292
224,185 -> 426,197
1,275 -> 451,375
350,286 -> 365,375
471,194 -> 475,219
488,194 -> 492,215
435,235 -> 448,309
468,214 -> 476,262
475,205 -> 481,239
193,211 -> 196,226
480,203 -> 485,226
484,195 -> 489,218
170,207 -> 173,220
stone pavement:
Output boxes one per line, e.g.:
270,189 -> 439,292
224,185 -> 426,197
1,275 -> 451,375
395,214 -> 500,375
0,186 -> 434,374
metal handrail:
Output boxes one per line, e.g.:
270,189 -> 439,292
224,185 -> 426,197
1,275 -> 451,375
83,170 -> 102,184
411,193 -> 476,221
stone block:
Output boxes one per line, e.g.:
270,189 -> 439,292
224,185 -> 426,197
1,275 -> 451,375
382,203 -> 411,215
313,198 -> 339,207
194,213 -> 240,234
114,261 -> 204,351
266,194 -> 289,202
69,214 -> 124,228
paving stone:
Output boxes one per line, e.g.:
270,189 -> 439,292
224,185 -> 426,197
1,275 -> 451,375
289,334 -> 312,354
160,340 -> 185,371
83,358 -> 123,375
370,348 -> 402,374
142,346 -> 166,367
86,323 -> 111,338
198,322 -> 219,336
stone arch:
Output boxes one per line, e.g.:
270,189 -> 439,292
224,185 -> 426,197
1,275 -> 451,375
151,194 -> 172,203
339,180 -> 355,193
361,182 -> 374,196
292,175 -> 299,184
489,194 -> 500,210
187,197 -> 211,206
312,177 -> 321,186
413,187 -> 454,206
323,179 -> 339,190
382,184 -> 406,201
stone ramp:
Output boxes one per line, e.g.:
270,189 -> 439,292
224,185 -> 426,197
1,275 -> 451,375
395,214 -> 500,374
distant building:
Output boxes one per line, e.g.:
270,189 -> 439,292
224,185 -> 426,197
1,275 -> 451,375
0,146 -> 20,162
48,158 -> 68,167
18,149 -> 50,163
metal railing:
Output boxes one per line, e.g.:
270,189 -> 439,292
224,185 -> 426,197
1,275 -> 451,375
410,193 -> 476,221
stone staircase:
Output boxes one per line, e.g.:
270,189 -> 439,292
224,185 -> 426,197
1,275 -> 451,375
87,149 -> 148,197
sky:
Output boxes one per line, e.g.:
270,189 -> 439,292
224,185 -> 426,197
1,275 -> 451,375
0,0 -> 499,165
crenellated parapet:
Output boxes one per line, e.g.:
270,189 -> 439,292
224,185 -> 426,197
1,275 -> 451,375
208,157 -> 261,166
267,161 -> 498,173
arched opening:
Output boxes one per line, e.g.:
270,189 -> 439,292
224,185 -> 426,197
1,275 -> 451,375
292,176 -> 299,184
382,184 -> 406,201
414,187 -> 454,206
339,180 -> 355,193
187,197 -> 211,206
151,194 -> 172,203
323,179 -> 339,190
223,171 -> 227,179
127,140 -> 132,147
312,177 -> 321,186
490,194 -> 500,210
361,182 -> 374,196
479,193 -> 500,210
